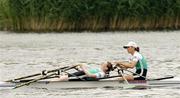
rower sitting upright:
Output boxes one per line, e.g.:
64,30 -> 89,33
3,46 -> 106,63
52,62 -> 113,81
114,41 -> 148,80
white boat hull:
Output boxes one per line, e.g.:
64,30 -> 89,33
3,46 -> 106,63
1,78 -> 180,89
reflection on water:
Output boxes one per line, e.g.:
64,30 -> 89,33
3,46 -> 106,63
0,31 -> 180,98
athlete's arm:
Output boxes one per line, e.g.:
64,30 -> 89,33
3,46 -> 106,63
117,61 -> 137,68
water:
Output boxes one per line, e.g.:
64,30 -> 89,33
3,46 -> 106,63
0,31 -> 180,98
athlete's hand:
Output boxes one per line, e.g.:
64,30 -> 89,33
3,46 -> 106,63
113,61 -> 123,65
75,64 -> 83,67
113,61 -> 127,69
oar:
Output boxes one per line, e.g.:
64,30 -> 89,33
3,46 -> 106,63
13,73 -> 57,89
119,69 -> 129,84
6,66 -> 69,82
13,65 -> 77,89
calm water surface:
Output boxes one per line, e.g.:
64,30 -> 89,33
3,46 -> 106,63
0,31 -> 180,98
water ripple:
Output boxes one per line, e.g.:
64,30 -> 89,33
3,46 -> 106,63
1,31 -> 180,98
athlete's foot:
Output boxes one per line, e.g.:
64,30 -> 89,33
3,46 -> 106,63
58,75 -> 69,81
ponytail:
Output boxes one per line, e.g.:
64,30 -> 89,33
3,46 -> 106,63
135,47 -> 140,52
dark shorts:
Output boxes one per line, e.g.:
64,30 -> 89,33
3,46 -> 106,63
133,69 -> 147,80
68,71 -> 98,81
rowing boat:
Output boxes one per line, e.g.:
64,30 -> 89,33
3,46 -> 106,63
1,76 -> 180,89
1,65 -> 180,89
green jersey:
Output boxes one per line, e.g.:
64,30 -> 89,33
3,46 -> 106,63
130,51 -> 148,70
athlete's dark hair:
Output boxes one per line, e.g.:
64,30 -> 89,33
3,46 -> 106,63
106,62 -> 113,72
135,47 -> 140,52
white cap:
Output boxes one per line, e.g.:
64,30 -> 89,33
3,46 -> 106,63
123,41 -> 138,48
